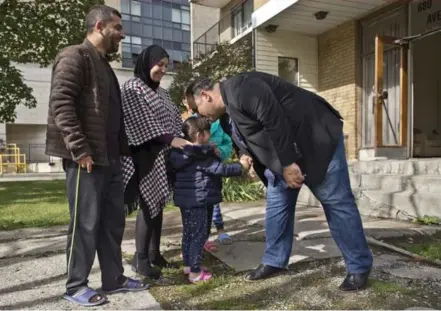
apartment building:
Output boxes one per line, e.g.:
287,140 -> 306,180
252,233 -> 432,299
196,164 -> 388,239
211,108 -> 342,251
191,0 -> 441,161
1,0 -> 189,170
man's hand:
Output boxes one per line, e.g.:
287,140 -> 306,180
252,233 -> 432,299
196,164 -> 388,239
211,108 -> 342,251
283,162 -> 305,188
78,156 -> 94,173
239,158 -> 251,171
240,154 -> 253,166
239,154 -> 253,172
171,137 -> 193,149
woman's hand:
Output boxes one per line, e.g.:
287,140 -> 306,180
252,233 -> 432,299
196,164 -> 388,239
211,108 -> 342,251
171,137 -> 193,149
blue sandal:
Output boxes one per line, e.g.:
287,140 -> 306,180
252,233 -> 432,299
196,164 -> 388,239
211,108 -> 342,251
63,287 -> 107,307
104,277 -> 150,294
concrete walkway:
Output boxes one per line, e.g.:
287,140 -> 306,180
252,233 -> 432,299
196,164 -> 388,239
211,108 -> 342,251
0,200 -> 440,309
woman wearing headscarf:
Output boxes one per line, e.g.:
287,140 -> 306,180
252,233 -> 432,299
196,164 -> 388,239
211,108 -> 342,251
121,45 -> 191,279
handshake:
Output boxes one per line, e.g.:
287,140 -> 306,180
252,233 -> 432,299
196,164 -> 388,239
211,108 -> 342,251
239,154 -> 253,172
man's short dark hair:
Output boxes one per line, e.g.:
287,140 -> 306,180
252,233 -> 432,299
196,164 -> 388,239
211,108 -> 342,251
186,78 -> 216,97
182,116 -> 211,142
85,5 -> 121,33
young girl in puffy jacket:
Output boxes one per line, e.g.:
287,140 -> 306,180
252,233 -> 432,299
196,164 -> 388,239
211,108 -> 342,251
169,116 -> 250,283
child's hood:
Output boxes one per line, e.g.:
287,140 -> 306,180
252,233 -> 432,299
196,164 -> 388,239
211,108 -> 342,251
169,144 -> 217,170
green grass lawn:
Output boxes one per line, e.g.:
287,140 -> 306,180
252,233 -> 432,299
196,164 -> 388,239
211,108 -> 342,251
0,180 -> 177,231
0,180 -> 69,230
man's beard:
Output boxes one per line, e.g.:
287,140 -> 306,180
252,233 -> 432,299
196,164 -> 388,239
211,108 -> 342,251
104,35 -> 118,54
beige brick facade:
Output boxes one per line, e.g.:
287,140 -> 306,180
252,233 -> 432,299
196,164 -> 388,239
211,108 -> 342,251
318,21 -> 359,159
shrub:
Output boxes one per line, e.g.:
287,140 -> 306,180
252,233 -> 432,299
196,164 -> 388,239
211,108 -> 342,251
222,176 -> 265,202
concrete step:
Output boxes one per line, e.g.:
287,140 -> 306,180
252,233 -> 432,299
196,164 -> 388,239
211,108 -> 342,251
361,190 -> 441,219
349,159 -> 441,175
355,174 -> 441,193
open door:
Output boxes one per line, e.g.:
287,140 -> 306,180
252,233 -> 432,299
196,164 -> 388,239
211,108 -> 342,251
374,35 -> 409,157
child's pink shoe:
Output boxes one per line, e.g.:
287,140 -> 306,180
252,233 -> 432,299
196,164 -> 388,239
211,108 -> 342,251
188,270 -> 212,284
183,266 -> 208,275
204,241 -> 217,252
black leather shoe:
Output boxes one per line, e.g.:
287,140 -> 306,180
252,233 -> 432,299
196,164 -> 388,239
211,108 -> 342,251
131,253 -> 161,280
151,254 -> 179,269
245,264 -> 286,281
339,271 -> 370,291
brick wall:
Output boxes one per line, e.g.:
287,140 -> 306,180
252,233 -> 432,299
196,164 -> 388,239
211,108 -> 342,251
318,21 -> 359,160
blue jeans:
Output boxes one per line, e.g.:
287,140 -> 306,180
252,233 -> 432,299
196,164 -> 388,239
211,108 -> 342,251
212,204 -> 224,230
262,135 -> 373,273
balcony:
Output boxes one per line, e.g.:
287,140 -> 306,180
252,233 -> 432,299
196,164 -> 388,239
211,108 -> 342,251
192,0 -> 253,59
189,0 -> 232,9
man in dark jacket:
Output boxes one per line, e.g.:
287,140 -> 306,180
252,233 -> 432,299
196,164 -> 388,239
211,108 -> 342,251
186,72 -> 373,291
45,5 -> 148,307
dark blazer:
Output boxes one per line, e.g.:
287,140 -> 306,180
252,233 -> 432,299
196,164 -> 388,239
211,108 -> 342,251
219,71 -> 343,187
169,145 -> 243,208
46,39 -> 130,166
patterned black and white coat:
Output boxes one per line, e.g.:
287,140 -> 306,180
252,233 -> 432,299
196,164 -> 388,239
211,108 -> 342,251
120,77 -> 182,218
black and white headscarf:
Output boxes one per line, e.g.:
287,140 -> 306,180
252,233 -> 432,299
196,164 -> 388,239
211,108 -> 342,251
121,76 -> 182,218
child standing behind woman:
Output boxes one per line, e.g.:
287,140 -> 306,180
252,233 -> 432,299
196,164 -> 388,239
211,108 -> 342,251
169,116 -> 250,283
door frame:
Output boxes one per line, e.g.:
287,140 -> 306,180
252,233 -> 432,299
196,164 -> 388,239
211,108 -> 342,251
374,35 -> 409,151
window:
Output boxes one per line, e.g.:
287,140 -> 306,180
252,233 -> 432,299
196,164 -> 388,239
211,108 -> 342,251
131,22 -> 142,36
182,43 -> 190,51
122,43 -> 131,52
182,31 -> 190,43
173,29 -> 183,42
278,57 -> 299,86
142,38 -> 153,46
163,40 -> 173,50
131,1 -> 141,16
181,24 -> 190,31
163,6 -> 172,21
163,28 -> 173,40
141,2 -> 152,18
153,26 -> 162,39
181,10 -> 190,24
121,0 -> 130,14
132,36 -> 142,45
153,2 -> 162,17
232,0 -> 253,38
122,20 -> 131,33
232,9 -> 242,38
172,8 -> 181,23
132,45 -> 142,54
143,24 -> 152,37
122,35 -> 131,44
